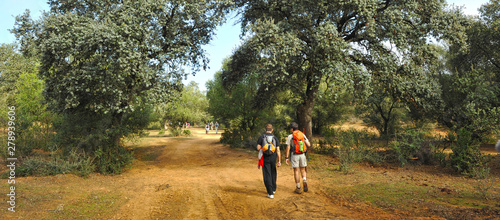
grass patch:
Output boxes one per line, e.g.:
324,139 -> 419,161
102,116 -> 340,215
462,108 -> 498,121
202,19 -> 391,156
341,182 -> 432,211
52,191 -> 125,219
308,152 -> 500,218
0,175 -> 126,219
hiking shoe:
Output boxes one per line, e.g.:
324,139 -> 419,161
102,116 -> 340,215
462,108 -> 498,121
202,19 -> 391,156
267,194 -> 274,199
294,187 -> 302,194
303,182 -> 308,192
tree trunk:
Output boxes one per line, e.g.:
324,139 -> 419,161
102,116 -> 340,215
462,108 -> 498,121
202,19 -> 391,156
112,112 -> 124,147
297,101 -> 314,142
296,79 -> 319,144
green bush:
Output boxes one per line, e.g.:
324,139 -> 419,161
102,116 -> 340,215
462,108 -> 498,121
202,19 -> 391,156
51,105 -> 151,175
449,129 -> 488,177
66,150 -> 95,177
158,129 -> 165,135
316,138 -> 337,155
316,127 -> 339,155
182,129 -> 191,136
12,120 -> 58,156
147,121 -> 162,130
15,157 -> 66,177
2,69 -> 60,158
391,129 -> 431,166
429,137 -> 451,168
168,127 -> 183,137
334,129 -> 383,174
6,150 -> 95,177
220,128 -> 260,149
93,145 -> 133,175
336,142 -> 355,174
220,129 -> 243,148
321,127 -> 338,138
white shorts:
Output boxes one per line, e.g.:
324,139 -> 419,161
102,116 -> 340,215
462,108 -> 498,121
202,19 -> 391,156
291,153 -> 307,168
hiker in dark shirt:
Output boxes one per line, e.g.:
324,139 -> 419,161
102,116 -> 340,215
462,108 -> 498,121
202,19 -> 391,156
256,124 -> 281,199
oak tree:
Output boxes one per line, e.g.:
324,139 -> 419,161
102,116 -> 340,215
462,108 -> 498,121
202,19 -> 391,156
12,0 -> 232,173
224,0 -> 467,139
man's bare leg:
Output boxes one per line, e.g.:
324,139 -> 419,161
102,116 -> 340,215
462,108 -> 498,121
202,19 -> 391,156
294,167 -> 302,194
300,167 -> 308,192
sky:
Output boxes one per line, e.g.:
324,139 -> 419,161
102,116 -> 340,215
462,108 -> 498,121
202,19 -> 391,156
0,0 -> 490,91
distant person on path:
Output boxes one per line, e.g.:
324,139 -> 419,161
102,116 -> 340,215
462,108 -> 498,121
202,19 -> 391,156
496,140 -> 500,153
205,123 -> 210,134
256,124 -> 281,199
215,122 -> 219,134
285,122 -> 311,194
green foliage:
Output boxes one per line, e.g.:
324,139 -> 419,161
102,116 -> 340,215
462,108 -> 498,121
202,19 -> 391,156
93,145 -> 133,175
208,62 -> 262,130
441,0 -> 500,141
0,44 -> 58,158
440,68 -> 500,141
317,128 -> 383,174
158,129 -> 165,135
220,128 -> 260,149
10,150 -> 95,177
158,81 -> 210,127
219,129 -> 243,148
16,71 -> 60,154
392,129 -> 457,168
0,44 -> 34,111
430,139 -> 450,168
312,85 -> 350,134
51,105 -> 152,174
208,59 -> 292,147
13,1 -> 233,114
449,129 -> 488,177
182,129 -> 192,136
315,127 -> 340,155
168,127 -> 183,137
355,43 -> 447,138
357,96 -> 404,138
224,0 -> 468,140
340,129 -> 383,171
391,129 -> 430,167
11,1 -> 232,174
315,139 -> 337,156
147,122 -> 163,130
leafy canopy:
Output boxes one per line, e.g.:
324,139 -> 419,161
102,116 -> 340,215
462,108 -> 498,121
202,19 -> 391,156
11,0 -> 232,174
12,0 -> 232,115
221,0 -> 467,138
440,0 -> 500,140
158,81 -> 210,126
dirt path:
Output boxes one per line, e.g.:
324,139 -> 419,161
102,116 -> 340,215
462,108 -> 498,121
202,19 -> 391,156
112,128 -> 368,219
1,128 -> 407,219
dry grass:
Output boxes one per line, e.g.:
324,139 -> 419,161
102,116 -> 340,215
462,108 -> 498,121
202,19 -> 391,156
308,152 -> 500,219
